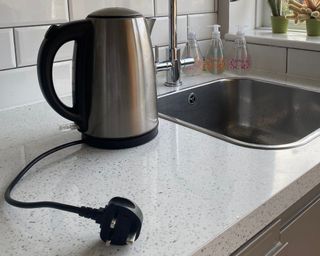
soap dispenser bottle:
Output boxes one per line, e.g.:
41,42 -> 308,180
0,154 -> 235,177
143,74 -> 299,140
205,24 -> 224,74
229,26 -> 250,74
182,31 -> 203,76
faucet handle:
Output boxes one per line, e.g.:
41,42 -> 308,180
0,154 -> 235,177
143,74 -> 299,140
176,47 -> 181,61
180,57 -> 195,66
154,45 -> 159,63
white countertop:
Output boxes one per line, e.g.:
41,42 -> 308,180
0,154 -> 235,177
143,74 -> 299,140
0,73 -> 320,256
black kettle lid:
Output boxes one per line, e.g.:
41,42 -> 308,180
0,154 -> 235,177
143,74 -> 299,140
88,7 -> 143,18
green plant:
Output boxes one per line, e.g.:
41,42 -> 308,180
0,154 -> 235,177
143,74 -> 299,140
268,0 -> 283,16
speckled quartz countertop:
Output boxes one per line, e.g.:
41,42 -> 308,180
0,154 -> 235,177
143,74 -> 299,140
1,73 -> 320,256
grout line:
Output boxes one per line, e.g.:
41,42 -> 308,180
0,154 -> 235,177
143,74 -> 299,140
153,0 -> 156,17
155,37 -> 211,48
198,39 -> 212,42
225,39 -> 287,49
0,59 -> 72,72
0,21 -> 68,30
11,28 -> 18,68
67,0 -> 72,21
153,11 -> 217,19
254,0 -> 258,28
187,14 -> 189,32
286,48 -> 289,74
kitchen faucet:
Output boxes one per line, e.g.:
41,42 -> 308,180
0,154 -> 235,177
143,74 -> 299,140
154,0 -> 194,87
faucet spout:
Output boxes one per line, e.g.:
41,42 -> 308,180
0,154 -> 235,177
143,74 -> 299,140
155,0 -> 194,87
165,0 -> 181,87
169,0 -> 178,62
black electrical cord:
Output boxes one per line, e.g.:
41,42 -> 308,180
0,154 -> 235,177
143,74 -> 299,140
4,139 -> 144,245
4,139 -> 100,219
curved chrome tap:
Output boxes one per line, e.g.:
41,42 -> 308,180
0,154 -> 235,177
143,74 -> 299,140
154,0 -> 194,87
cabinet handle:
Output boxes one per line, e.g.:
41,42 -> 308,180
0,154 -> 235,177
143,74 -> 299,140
268,242 -> 288,256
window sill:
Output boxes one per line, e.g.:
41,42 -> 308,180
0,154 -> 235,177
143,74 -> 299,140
225,29 -> 320,52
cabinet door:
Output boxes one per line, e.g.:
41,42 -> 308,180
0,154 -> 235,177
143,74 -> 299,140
267,243 -> 289,256
280,198 -> 320,256
233,220 -> 284,256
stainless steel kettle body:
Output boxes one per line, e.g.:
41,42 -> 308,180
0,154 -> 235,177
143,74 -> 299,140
37,8 -> 158,149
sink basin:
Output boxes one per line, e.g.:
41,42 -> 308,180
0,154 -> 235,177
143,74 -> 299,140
158,78 -> 320,149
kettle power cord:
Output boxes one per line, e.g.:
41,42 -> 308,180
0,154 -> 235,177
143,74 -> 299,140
4,140 -> 143,246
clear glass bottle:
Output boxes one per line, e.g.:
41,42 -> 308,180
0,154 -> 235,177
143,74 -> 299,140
182,31 -> 203,76
205,24 -> 225,74
228,26 -> 250,74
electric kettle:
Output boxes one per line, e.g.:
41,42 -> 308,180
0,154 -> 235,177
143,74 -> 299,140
37,8 -> 158,149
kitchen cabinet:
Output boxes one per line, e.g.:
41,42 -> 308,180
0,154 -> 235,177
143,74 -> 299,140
232,220 -> 288,256
280,198 -> 320,256
231,184 -> 320,256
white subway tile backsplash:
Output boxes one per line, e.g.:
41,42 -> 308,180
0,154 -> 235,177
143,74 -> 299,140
161,41 -> 208,62
69,0 -> 154,20
188,13 -> 217,40
247,44 -> 287,74
0,61 -> 72,110
155,0 -> 216,16
0,0 -> 68,27
229,0 -> 256,32
288,49 -> 320,80
155,43 -> 185,62
0,0 -> 218,110
14,26 -> 73,67
224,41 -> 287,74
223,40 -> 235,64
0,28 -> 15,70
0,0 -> 319,114
197,39 -> 211,58
151,16 -> 187,46
156,46 -> 168,62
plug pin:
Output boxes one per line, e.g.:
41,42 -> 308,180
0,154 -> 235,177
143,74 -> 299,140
126,233 -> 136,245
110,218 -> 117,229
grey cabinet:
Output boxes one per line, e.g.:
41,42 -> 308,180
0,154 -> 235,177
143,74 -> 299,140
233,220 -> 288,256
232,185 -> 320,256
280,198 -> 320,256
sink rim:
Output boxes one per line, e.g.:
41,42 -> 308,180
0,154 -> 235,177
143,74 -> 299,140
158,78 -> 320,150
158,77 -> 320,98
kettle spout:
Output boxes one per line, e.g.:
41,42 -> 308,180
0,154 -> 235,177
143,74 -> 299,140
145,18 -> 156,35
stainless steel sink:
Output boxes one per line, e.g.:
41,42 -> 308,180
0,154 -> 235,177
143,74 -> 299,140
158,78 -> 320,149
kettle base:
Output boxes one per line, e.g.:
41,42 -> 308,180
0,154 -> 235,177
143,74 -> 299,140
82,127 -> 158,149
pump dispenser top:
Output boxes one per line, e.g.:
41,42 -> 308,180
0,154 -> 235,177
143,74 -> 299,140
211,24 -> 221,39
236,25 -> 246,38
187,31 -> 196,40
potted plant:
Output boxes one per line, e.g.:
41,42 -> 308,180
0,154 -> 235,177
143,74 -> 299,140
268,0 -> 289,33
287,0 -> 320,36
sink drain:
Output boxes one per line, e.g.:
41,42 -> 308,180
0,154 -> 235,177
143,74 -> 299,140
188,92 -> 196,105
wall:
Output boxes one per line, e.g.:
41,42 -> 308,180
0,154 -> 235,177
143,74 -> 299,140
224,0 -> 320,80
228,0 -> 256,33
0,0 -> 217,110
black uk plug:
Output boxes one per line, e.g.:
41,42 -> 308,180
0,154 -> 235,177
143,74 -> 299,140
95,197 -> 143,246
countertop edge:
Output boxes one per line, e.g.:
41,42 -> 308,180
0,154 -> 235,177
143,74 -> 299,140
192,163 -> 320,256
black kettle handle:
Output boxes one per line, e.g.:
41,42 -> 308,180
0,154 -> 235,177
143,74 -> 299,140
37,20 -> 93,131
